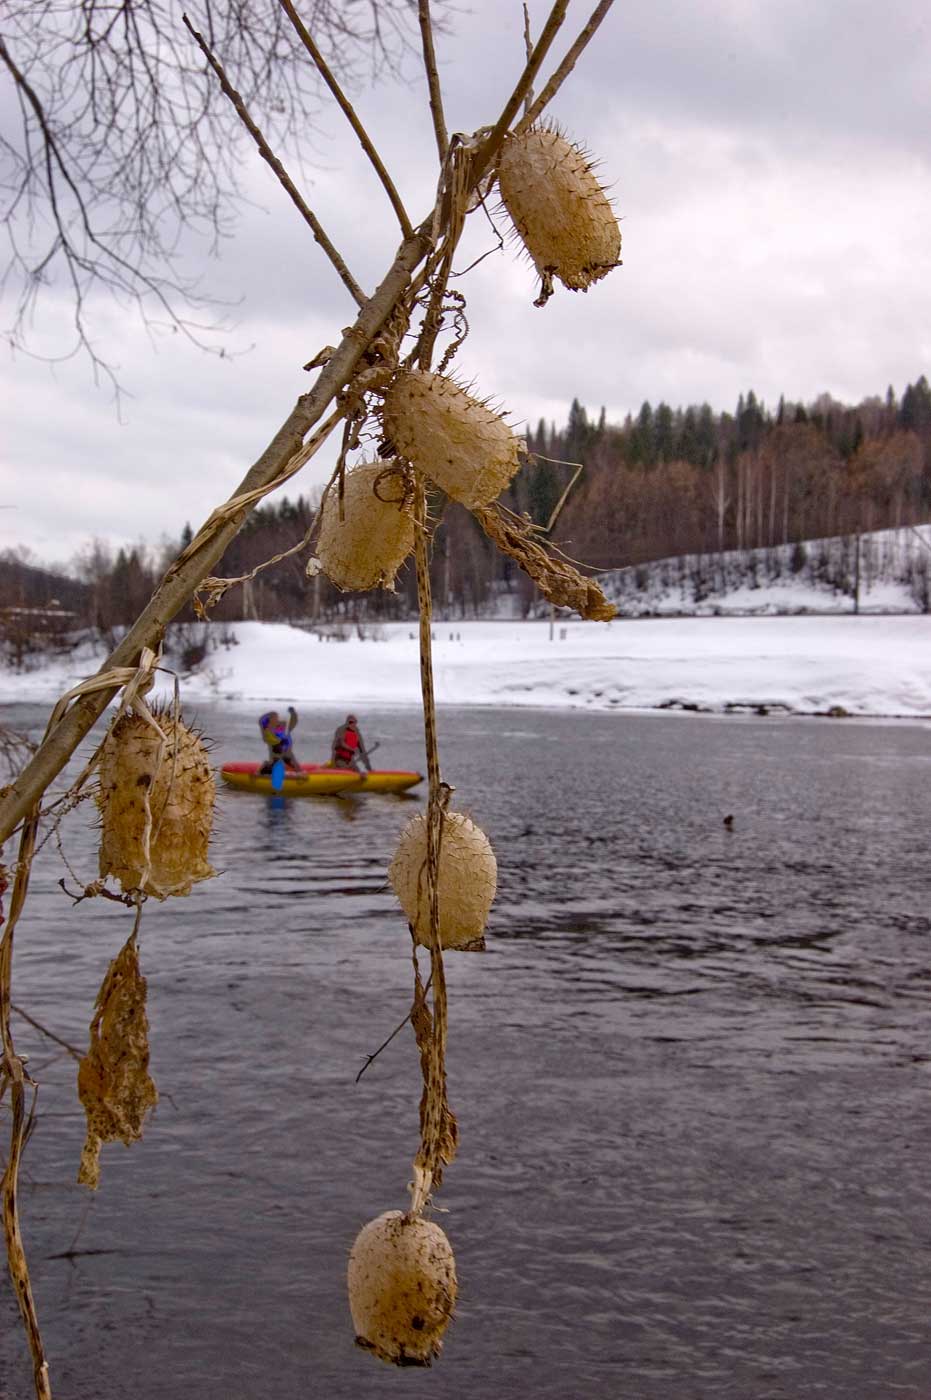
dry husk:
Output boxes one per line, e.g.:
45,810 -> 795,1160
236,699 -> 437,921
77,934 -> 158,1190
348,1210 -> 457,1367
498,122 -> 621,300
382,370 -> 522,508
389,810 -> 496,951
475,502 -> 616,621
317,461 -> 414,591
97,710 -> 215,898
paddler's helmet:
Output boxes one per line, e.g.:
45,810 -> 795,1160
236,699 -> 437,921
346,714 -> 358,726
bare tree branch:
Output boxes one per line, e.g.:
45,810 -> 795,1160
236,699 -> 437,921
0,0 -> 450,379
471,0 -> 570,182
182,14 -> 366,307
278,0 -> 413,238
517,0 -> 616,133
418,0 -> 449,163
522,4 -> 535,116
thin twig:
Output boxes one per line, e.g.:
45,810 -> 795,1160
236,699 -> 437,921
545,461 -> 585,534
11,1006 -> 82,1063
277,0 -> 413,237
182,14 -> 366,307
471,0 -> 570,182
516,0 -> 616,133
355,971 -> 432,1083
418,0 -> 449,162
522,4 -> 535,116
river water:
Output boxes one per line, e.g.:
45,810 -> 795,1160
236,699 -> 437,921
0,702 -> 929,1399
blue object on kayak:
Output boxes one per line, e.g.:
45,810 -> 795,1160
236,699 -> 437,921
270,758 -> 286,792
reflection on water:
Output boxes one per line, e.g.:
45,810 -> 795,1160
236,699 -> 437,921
0,703 -> 930,1398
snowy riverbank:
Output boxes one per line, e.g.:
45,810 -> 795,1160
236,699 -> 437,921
2,616 -> 929,720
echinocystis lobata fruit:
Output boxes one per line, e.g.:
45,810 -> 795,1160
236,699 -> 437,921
348,1210 -> 457,1367
97,710 -> 216,898
497,122 -> 621,299
317,461 -> 415,591
388,810 -> 496,951
382,370 -> 523,509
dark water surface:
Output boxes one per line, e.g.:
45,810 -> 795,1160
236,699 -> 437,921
1,703 -> 930,1399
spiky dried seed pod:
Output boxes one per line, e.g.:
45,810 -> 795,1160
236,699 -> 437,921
348,1210 -> 457,1367
389,810 -> 496,951
77,934 -> 158,1190
497,123 -> 621,300
382,370 -> 522,508
97,710 -> 215,899
317,461 -> 414,591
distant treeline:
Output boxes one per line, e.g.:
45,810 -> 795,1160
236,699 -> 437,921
3,375 -> 930,635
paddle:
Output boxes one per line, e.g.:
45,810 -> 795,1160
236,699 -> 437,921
270,758 -> 286,792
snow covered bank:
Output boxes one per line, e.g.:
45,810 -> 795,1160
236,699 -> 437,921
599,524 -> 931,616
3,617 -> 929,720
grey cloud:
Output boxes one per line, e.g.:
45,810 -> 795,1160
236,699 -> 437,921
2,0 -> 930,562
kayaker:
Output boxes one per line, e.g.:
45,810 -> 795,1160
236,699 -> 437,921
331,714 -> 372,773
259,707 -> 300,773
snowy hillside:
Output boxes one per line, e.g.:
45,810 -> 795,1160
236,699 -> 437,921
596,524 -> 931,617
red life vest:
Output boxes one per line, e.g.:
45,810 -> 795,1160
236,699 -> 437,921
334,726 -> 360,764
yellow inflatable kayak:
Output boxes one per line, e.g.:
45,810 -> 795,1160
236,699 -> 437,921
220,762 -> 423,796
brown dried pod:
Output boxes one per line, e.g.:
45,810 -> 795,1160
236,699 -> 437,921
475,502 -> 616,621
348,1210 -> 457,1367
388,810 -> 496,952
317,461 -> 414,591
77,933 -> 158,1190
497,122 -> 621,304
97,710 -> 215,898
382,370 -> 523,508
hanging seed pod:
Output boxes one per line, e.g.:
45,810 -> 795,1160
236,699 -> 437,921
382,370 -> 523,509
497,122 -> 621,304
97,710 -> 215,899
77,933 -> 158,1190
348,1210 -> 457,1367
317,461 -> 414,591
389,810 -> 496,951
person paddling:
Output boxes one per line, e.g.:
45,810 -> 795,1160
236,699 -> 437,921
331,714 -> 372,774
259,706 -> 300,773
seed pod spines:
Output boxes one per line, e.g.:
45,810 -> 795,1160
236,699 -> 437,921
382,370 -> 523,509
497,121 -> 621,303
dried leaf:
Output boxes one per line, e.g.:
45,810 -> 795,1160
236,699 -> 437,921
77,934 -> 158,1189
474,503 -> 616,620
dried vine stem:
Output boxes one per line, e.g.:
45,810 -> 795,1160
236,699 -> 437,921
182,14 -> 366,307
408,478 -> 457,1217
278,0 -> 413,238
1,813 -> 51,1400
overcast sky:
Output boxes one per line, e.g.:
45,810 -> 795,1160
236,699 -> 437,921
2,0 -> 930,566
